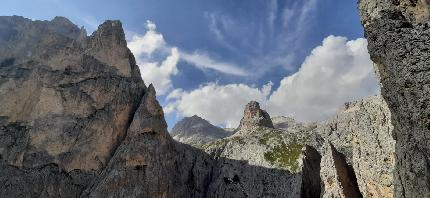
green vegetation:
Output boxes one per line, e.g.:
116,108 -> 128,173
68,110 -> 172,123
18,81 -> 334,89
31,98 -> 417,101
264,142 -> 303,173
258,130 -> 283,145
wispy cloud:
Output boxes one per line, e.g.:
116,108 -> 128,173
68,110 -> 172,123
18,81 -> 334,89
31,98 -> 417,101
127,20 -> 248,95
204,0 -> 318,76
179,50 -> 248,76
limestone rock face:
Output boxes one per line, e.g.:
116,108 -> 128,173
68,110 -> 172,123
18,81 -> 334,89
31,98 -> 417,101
203,102 -> 323,197
237,101 -> 274,132
315,95 -> 395,197
0,16 -> 305,198
0,15 -> 145,196
172,115 -> 230,147
0,16 -> 145,173
359,1 -> 430,197
320,142 -> 361,198
199,95 -> 394,198
85,84 -> 302,198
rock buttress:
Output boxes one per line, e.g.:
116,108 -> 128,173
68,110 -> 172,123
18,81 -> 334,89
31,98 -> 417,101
359,0 -> 430,197
0,16 -> 145,196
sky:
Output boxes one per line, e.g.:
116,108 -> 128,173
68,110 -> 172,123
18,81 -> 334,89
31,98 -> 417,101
1,0 -> 380,129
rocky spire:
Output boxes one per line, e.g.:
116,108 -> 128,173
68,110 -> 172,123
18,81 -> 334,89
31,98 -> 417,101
87,20 -> 139,77
237,101 -> 274,131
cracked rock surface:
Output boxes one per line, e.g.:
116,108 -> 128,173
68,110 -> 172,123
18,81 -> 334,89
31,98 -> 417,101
359,0 -> 430,197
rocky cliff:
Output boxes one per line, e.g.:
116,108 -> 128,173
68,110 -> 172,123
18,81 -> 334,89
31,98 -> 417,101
359,0 -> 430,197
0,12 -> 409,198
172,115 -> 230,147
0,15 -> 145,197
201,96 -> 395,198
0,16 -> 304,198
315,95 -> 395,197
203,101 -> 322,197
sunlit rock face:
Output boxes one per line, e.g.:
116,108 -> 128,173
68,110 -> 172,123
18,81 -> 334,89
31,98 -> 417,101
0,16 -> 145,172
314,95 -> 395,198
235,101 -> 274,134
203,101 -> 322,198
198,95 -> 395,198
0,15 -> 146,196
359,0 -> 430,197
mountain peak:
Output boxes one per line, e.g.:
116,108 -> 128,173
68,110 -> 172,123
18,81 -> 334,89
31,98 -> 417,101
237,101 -> 274,131
171,115 -> 229,146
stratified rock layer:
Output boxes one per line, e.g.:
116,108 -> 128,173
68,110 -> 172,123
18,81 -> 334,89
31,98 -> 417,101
359,1 -> 430,197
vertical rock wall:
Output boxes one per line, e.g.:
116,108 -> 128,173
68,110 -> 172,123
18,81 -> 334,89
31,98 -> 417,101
359,0 -> 430,197
315,95 -> 395,197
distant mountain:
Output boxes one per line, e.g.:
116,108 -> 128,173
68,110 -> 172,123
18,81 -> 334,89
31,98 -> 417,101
271,116 -> 304,129
172,115 -> 230,147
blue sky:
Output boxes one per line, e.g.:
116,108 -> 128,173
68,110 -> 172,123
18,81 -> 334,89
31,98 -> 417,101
1,0 -> 379,129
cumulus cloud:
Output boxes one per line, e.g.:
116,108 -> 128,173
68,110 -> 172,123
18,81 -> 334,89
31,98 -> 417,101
165,82 -> 273,128
128,20 -> 166,56
166,36 -> 379,127
139,48 -> 180,95
267,36 -> 379,121
127,20 -> 177,95
128,21 -> 248,95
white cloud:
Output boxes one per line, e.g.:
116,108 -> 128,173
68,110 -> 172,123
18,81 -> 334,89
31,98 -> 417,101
127,20 -> 177,95
127,20 -> 248,95
128,20 -> 166,56
139,48 -> 179,95
267,36 -> 379,121
166,82 -> 273,128
179,51 -> 248,76
166,36 -> 380,127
